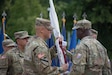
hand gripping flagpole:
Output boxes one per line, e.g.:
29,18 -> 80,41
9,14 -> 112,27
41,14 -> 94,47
49,0 -> 67,67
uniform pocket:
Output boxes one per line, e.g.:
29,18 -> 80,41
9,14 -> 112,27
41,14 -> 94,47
0,56 -> 8,68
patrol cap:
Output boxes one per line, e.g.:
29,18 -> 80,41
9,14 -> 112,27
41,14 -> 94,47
2,39 -> 17,47
35,18 -> 53,31
14,31 -> 30,39
90,29 -> 98,34
72,19 -> 92,30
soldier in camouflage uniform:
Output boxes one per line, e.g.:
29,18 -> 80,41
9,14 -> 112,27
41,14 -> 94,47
24,18 -> 68,75
69,18 -> 111,75
7,31 -> 30,75
0,39 -> 16,75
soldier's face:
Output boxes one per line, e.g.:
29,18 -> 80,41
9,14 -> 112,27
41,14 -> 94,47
43,26 -> 52,39
17,38 -> 28,47
76,28 -> 83,39
35,25 -> 52,40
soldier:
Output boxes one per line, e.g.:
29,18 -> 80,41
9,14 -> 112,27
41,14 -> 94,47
0,39 -> 16,75
2,39 -> 17,53
7,31 -> 30,75
90,29 -> 98,39
69,18 -> 111,75
24,18 -> 68,75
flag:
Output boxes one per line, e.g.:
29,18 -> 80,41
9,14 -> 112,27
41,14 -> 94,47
46,34 -> 54,48
0,11 -> 7,54
51,55 -> 60,67
68,14 -> 77,72
49,0 -> 60,38
49,0 -> 67,67
68,13 -> 77,51
2,11 -> 7,40
61,24 -> 66,41
67,29 -> 77,72
61,12 -> 66,41
68,29 -> 77,50
0,28 -> 4,54
46,34 -> 60,66
52,13 -> 67,67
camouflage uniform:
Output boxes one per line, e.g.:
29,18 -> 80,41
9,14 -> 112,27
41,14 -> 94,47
70,18 -> 111,75
70,36 -> 111,75
6,31 -> 30,75
24,18 -> 65,75
6,47 -> 24,75
0,39 -> 16,75
0,53 -> 8,75
24,36 -> 64,75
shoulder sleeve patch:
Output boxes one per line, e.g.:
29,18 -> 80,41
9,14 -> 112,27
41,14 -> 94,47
76,53 -> 82,59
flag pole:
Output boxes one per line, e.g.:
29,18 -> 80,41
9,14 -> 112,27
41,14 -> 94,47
62,12 -> 66,26
73,13 -> 77,25
49,0 -> 67,67
82,12 -> 87,19
2,11 -> 7,40
62,12 -> 66,41
40,12 -> 43,19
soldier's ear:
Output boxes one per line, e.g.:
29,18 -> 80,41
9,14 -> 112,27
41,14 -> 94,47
42,26 -> 46,32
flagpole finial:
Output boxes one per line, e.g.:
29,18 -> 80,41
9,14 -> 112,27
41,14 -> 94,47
62,12 -> 65,18
62,12 -> 66,24
40,12 -> 43,19
73,13 -> 77,20
2,11 -> 7,17
73,13 -> 77,24
82,12 -> 87,19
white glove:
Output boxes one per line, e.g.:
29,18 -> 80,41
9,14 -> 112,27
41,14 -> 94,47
62,41 -> 67,47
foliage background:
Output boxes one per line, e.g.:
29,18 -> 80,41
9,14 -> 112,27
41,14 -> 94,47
0,0 -> 112,59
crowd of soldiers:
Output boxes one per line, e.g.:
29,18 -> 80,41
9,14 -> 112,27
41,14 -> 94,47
0,17 -> 111,75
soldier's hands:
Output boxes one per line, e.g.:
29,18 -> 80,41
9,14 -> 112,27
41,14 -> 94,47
56,36 -> 63,41
55,37 -> 67,47
61,63 -> 68,71
62,41 -> 67,49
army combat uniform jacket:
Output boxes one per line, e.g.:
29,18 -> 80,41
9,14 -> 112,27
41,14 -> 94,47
70,36 -> 111,75
0,52 -> 8,75
6,47 -> 24,75
24,36 -> 64,75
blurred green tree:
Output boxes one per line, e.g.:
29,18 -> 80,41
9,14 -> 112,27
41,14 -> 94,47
0,0 -> 112,58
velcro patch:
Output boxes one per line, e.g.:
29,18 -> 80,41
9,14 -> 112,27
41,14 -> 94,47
76,53 -> 82,59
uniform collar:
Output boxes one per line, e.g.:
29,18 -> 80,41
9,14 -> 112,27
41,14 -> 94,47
37,37 -> 49,48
